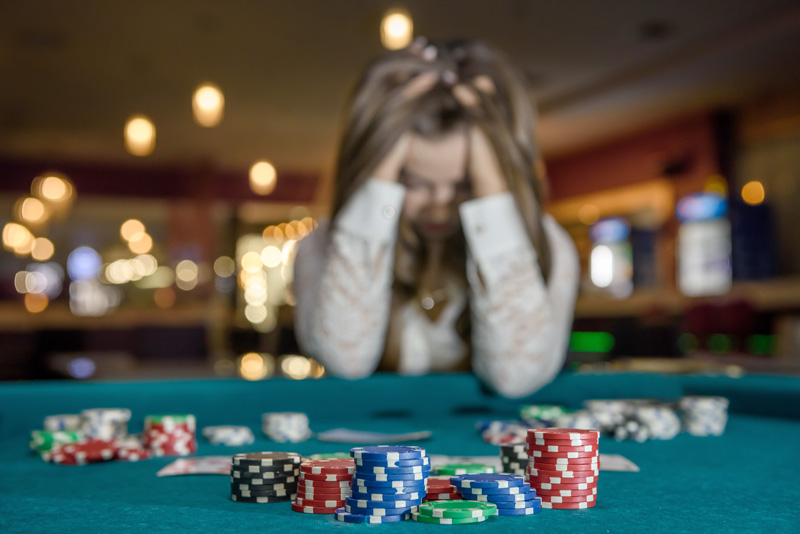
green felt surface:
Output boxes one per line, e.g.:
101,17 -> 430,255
1,372 -> 800,533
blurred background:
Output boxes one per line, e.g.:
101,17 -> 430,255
1,0 -> 800,382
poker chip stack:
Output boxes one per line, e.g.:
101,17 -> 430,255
42,439 -> 119,465
526,428 -> 599,510
679,396 -> 729,436
143,414 -> 197,456
29,430 -> 83,453
499,442 -> 528,477
115,434 -> 151,461
81,408 -> 131,440
478,420 -> 529,445
44,414 -> 84,432
262,412 -> 311,443
230,452 -> 301,503
520,404 -> 568,427
292,458 -> 354,514
334,445 -> 429,524
424,476 -> 461,502
202,425 -> 255,446
412,501 -> 498,525
451,473 -> 541,516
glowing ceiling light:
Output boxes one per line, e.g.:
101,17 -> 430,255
249,160 -> 277,195
124,114 -> 156,156
381,8 -> 413,50
192,82 -> 225,127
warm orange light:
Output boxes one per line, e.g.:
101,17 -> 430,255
381,8 -> 413,50
193,82 -> 225,127
128,232 -> 153,254
125,115 -> 156,156
120,219 -> 146,241
154,286 -> 176,309
741,181 -> 765,206
249,161 -> 277,195
31,237 -> 55,261
578,204 -> 600,225
24,293 -> 49,313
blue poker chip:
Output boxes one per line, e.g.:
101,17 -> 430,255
351,484 -> 427,494
355,464 -> 431,475
355,456 -> 431,468
345,504 -> 417,516
345,497 -> 423,509
334,509 -> 410,523
450,474 -> 525,489
351,471 -> 428,484
352,478 -> 427,489
350,445 -> 426,461
460,490 -> 535,502
496,504 -> 541,516
350,490 -> 423,502
460,484 -> 533,496
492,497 -> 542,509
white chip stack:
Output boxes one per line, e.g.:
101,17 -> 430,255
679,396 -> 729,436
81,408 -> 131,440
44,414 -> 84,432
262,412 -> 311,443
203,425 -> 255,446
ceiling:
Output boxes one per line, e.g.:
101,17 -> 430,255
1,0 -> 800,179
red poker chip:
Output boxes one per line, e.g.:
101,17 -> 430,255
424,492 -> 462,500
297,483 -> 351,493
117,447 -> 151,461
527,429 -> 599,441
296,487 -> 351,496
300,458 -> 355,475
530,454 -> 599,463
541,500 -> 596,510
291,503 -> 341,514
298,472 -> 353,482
536,487 -> 597,497
527,468 -> 599,478
529,459 -> 599,468
533,481 -> 597,490
528,438 -> 598,447
528,476 -> 597,488
529,464 -> 599,474
528,445 -> 598,456
295,497 -> 347,507
538,494 -> 596,503
297,478 -> 351,488
54,439 -> 119,464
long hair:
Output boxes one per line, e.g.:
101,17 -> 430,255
329,38 -> 552,366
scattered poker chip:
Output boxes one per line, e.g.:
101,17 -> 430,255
434,463 -> 495,476
262,412 -> 311,443
144,414 -> 196,457
417,501 -> 497,519
351,445 -> 426,461
411,512 -> 488,525
345,497 -> 422,509
291,503 -> 341,514
350,490 -> 422,502
496,505 -> 540,516
299,458 -> 354,475
460,491 -> 537,502
231,494 -> 295,503
356,456 -> 431,468
541,501 -> 596,509
308,452 -> 351,460
48,439 -> 118,465
450,474 -> 525,489
29,430 -> 83,453
345,504 -> 417,516
334,509 -> 410,523
232,452 -> 302,467
538,494 -> 595,503
528,428 -> 599,441
537,487 -> 597,497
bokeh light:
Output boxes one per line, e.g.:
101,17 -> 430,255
24,293 -> 49,313
67,247 -> 102,281
381,8 -> 413,50
31,237 -> 55,261
120,219 -> 146,241
124,114 -> 156,156
128,232 -> 153,254
249,160 -> 277,195
214,256 -> 236,277
193,82 -> 225,127
741,181 -> 765,206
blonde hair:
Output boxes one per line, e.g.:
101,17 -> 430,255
329,39 -> 551,368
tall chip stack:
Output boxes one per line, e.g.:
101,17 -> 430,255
230,452 -> 301,503
43,414 -> 84,432
143,414 -> 197,456
262,412 -> 311,443
526,428 -> 599,510
451,473 -> 541,516
292,458 -> 354,514
334,445 -> 429,524
499,442 -> 528,478
81,408 -> 131,440
679,396 -> 729,436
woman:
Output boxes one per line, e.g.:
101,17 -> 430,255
293,38 -> 579,398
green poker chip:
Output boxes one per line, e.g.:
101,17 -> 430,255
308,453 -> 351,460
418,501 -> 498,519
434,463 -> 496,476
519,404 -> 568,422
28,430 -> 82,452
412,512 -> 489,525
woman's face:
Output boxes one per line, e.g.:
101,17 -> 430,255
400,129 -> 472,240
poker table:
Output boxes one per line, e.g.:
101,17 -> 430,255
2,371 -> 800,533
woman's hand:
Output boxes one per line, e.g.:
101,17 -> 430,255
468,125 -> 508,198
372,132 -> 412,183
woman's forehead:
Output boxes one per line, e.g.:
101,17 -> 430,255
405,131 -> 467,182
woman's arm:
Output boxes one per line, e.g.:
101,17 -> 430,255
293,180 -> 405,378
461,195 -> 580,398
